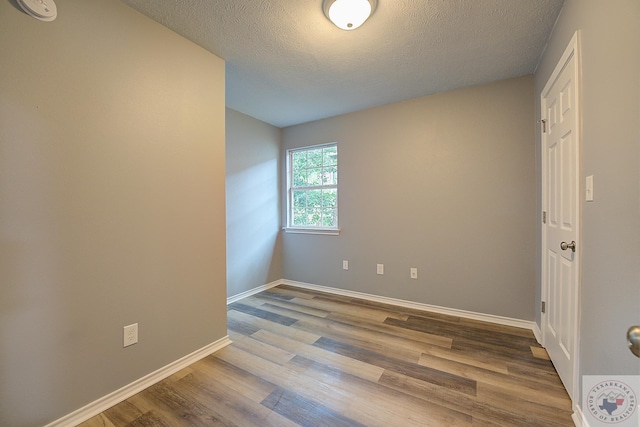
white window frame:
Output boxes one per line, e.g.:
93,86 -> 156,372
285,143 -> 340,235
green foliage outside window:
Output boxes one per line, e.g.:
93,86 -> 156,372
289,145 -> 337,228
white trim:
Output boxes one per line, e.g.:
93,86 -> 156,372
283,227 -> 340,236
287,141 -> 337,153
280,279 -> 537,332
44,336 -> 232,427
572,404 -> 587,427
532,322 -> 542,344
227,279 -> 282,304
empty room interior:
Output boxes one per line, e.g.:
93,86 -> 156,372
1,0 -> 639,426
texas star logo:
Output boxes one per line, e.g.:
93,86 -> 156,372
587,380 -> 638,424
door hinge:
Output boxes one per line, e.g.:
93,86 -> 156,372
541,119 -> 547,133
541,301 -> 546,314
542,211 -> 547,224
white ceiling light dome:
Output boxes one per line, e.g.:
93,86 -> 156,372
323,0 -> 377,31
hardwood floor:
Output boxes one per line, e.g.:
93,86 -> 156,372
79,285 -> 574,426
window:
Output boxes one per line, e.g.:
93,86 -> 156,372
287,143 -> 338,232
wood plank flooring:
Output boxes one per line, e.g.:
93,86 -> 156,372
79,285 -> 574,426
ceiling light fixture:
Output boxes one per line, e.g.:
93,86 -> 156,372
323,0 -> 377,31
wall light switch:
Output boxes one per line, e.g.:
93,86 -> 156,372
585,175 -> 594,201
343,260 -> 349,270
410,268 -> 418,279
377,264 -> 384,275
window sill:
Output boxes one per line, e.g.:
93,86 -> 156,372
283,227 -> 341,236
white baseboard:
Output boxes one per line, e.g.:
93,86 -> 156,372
45,336 -> 232,427
280,279 -> 537,332
532,321 -> 542,344
227,279 -> 282,305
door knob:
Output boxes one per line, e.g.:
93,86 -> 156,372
560,241 -> 576,252
628,326 -> 640,358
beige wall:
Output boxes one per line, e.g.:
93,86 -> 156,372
282,76 -> 537,320
534,0 -> 640,404
0,1 -> 227,425
226,109 -> 283,298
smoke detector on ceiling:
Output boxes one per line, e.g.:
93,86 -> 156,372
17,0 -> 57,22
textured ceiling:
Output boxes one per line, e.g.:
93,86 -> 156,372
120,0 -> 564,128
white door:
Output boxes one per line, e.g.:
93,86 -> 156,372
541,32 -> 581,401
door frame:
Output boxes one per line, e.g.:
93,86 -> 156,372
540,30 -> 582,404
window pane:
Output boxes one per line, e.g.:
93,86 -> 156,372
293,189 -> 306,225
292,151 -> 307,169
307,189 -> 322,208
322,208 -> 336,227
292,191 -> 307,226
322,165 -> 337,185
309,207 -> 322,226
293,190 -> 307,208
307,167 -> 322,186
322,188 -> 337,208
293,208 -> 307,226
293,169 -> 307,187
323,146 -> 337,166
307,149 -> 323,168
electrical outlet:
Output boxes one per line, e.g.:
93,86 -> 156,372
377,264 -> 384,275
343,260 -> 349,270
123,323 -> 138,347
410,268 -> 418,279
